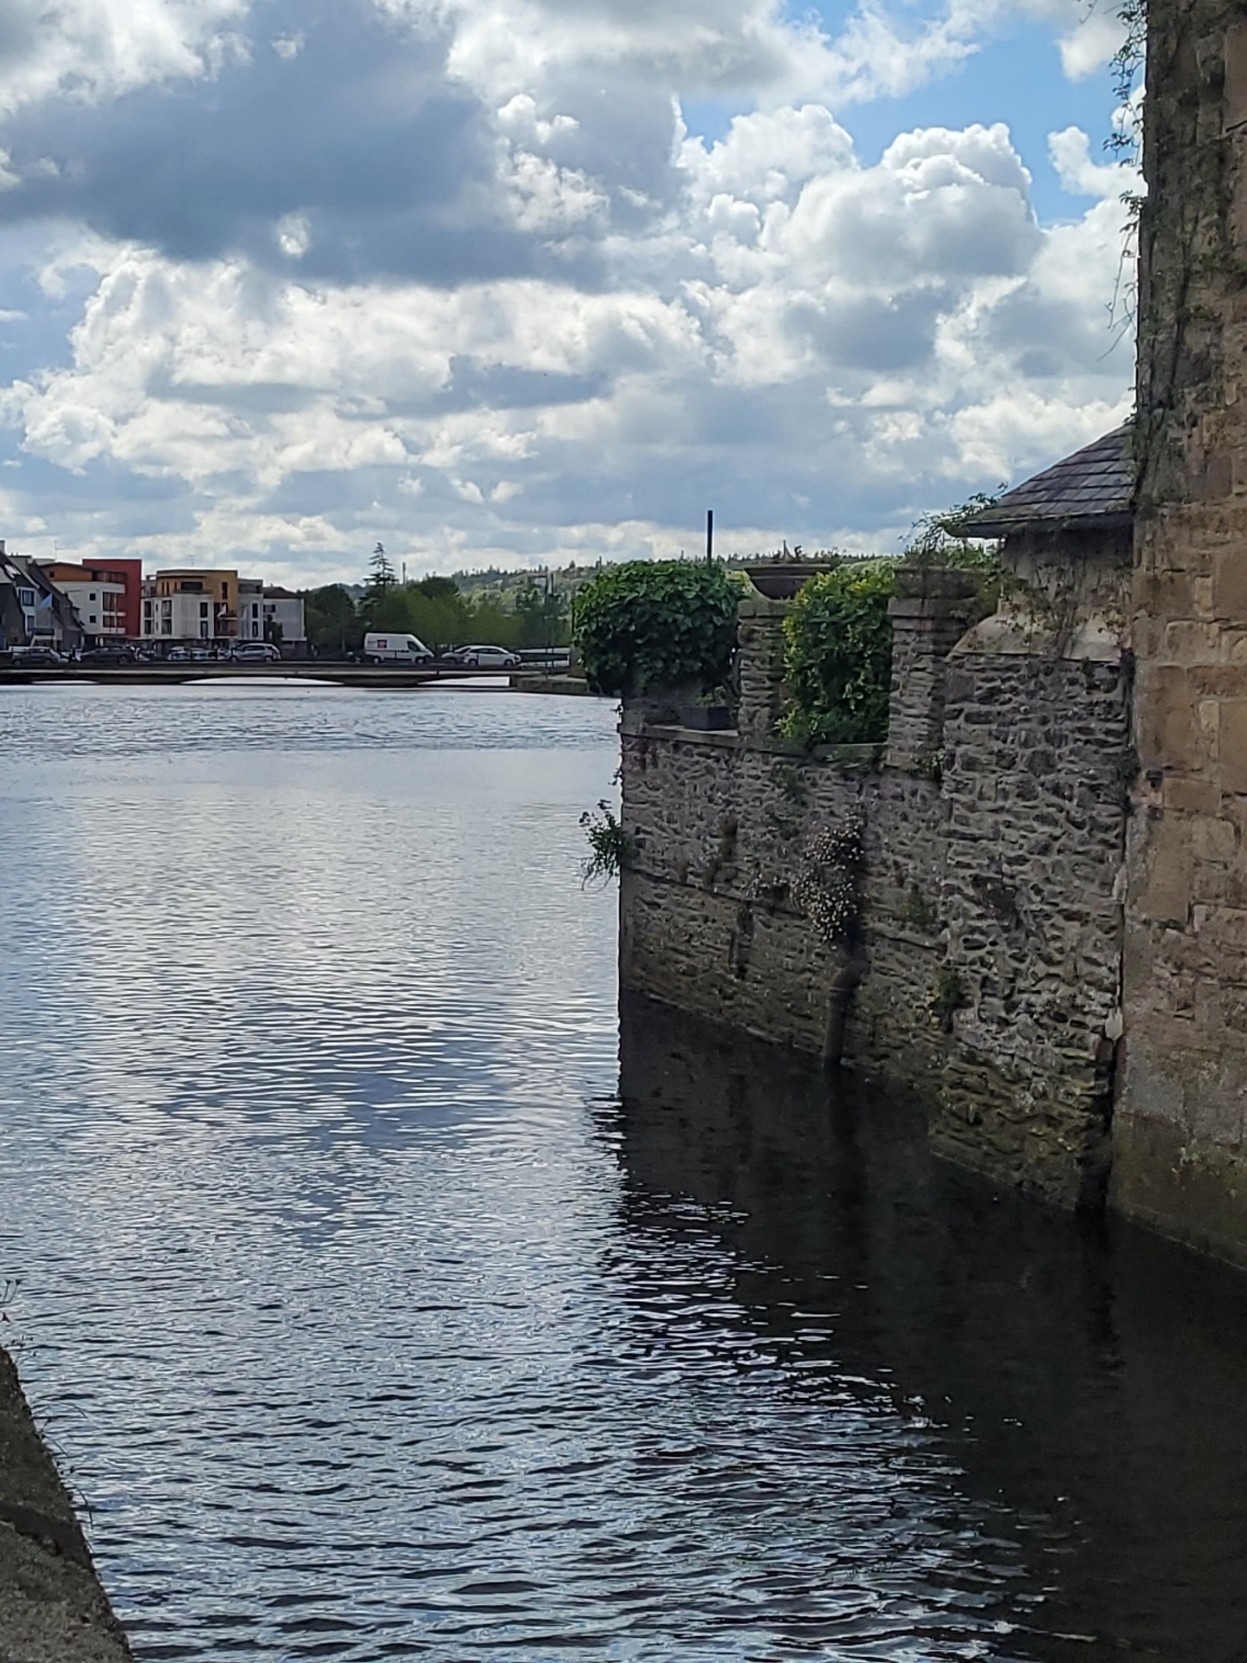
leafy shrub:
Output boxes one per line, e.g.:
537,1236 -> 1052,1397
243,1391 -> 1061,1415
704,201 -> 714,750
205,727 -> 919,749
579,800 -> 634,885
779,562 -> 897,747
903,493 -> 1003,614
571,561 -> 739,697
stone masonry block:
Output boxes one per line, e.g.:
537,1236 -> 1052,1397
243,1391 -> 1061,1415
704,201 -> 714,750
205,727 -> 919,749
1135,812 -> 1194,926
1164,773 -> 1222,815
1213,548 -> 1247,622
1219,699 -> 1247,793
1137,664 -> 1197,766
1192,812 -> 1240,864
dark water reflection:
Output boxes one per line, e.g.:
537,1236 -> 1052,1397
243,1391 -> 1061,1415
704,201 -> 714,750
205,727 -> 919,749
617,995 -> 1247,1663
0,685 -> 1244,1661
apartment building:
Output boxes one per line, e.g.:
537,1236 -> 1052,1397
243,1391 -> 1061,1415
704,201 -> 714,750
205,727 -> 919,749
40,561 -> 127,644
262,587 -> 306,645
143,569 -> 241,643
141,567 -> 301,648
237,576 -> 264,642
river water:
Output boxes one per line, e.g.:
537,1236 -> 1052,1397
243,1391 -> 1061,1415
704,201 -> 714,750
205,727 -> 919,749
1,682 -> 1246,1662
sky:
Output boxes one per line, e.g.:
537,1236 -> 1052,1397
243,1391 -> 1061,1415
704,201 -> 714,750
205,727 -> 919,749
0,0 -> 1138,587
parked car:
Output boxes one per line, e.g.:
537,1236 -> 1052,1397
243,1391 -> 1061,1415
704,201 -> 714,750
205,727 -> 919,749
447,644 -> 522,669
230,641 -> 282,663
362,632 -> 433,665
11,646 -> 67,667
166,646 -> 190,662
79,645 -> 139,666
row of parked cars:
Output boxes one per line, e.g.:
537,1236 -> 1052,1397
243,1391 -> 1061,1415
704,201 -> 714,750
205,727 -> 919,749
7,641 -> 283,667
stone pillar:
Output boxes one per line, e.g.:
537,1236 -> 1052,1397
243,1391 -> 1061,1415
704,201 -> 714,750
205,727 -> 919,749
884,567 -> 977,771
1116,0 -> 1247,1265
736,594 -> 790,745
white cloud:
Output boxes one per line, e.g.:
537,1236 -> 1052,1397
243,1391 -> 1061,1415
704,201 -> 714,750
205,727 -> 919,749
1049,124 -> 1135,199
0,0 -> 1134,581
275,213 -> 310,258
0,0 -> 249,115
0,104 -> 1132,578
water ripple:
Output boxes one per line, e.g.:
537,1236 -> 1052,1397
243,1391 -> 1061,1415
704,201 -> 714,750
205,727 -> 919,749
2,686 -> 1247,1661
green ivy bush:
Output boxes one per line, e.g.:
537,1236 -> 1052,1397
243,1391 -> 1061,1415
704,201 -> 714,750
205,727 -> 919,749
571,561 -> 739,697
780,561 -> 896,747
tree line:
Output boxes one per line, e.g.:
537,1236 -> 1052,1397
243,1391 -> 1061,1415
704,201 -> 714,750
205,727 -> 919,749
302,545 -> 571,657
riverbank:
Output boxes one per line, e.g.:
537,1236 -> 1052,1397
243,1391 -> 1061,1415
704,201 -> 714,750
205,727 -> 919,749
512,672 -> 591,694
0,1347 -> 130,1662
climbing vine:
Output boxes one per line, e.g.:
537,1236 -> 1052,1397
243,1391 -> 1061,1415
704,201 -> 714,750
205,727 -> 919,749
779,562 -> 896,747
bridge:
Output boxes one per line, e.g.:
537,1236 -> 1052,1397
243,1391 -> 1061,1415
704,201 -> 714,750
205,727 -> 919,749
0,662 -> 552,690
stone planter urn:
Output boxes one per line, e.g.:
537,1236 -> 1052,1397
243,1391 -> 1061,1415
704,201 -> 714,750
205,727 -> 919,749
742,559 -> 836,600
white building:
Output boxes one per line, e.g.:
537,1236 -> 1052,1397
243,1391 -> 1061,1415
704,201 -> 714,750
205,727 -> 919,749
237,576 -> 264,642
41,563 -> 126,642
139,567 -> 306,649
262,587 -> 306,646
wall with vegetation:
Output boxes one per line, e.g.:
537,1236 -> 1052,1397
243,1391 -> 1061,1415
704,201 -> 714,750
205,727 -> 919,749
619,539 -> 1134,1212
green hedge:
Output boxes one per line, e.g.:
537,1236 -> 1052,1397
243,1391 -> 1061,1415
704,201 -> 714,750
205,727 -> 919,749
780,562 -> 896,746
571,560 -> 738,697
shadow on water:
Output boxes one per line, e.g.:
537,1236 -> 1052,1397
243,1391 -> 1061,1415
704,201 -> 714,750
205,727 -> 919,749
613,993 -> 1247,1663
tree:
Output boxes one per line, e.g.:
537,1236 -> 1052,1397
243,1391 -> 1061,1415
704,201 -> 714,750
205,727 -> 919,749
514,576 -> 569,648
407,591 -> 468,654
465,597 -> 519,649
304,584 -> 361,656
361,542 -> 398,625
415,576 -> 460,602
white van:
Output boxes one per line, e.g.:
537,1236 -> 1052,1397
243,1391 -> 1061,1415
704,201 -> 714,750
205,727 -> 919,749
363,632 -> 433,664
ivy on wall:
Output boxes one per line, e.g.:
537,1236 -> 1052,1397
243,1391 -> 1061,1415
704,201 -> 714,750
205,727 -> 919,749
778,562 -> 897,747
570,561 -> 739,697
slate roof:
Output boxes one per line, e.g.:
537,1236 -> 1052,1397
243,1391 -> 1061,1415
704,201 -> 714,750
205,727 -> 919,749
962,422 -> 1134,536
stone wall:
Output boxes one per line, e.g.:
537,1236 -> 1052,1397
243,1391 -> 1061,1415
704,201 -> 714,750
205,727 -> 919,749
935,649 -> 1130,1207
0,1345 -> 132,1659
620,549 -> 1134,1210
1118,0 -> 1247,1263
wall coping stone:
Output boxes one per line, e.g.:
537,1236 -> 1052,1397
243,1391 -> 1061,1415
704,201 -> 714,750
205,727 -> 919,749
635,723 -> 741,749
627,719 -> 884,770
892,565 -> 982,602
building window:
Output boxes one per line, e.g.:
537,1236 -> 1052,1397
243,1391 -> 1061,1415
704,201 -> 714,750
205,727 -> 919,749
89,615 -> 97,624
89,592 -> 97,601
199,620 -> 209,639
199,602 -> 210,618
17,588 -> 35,607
